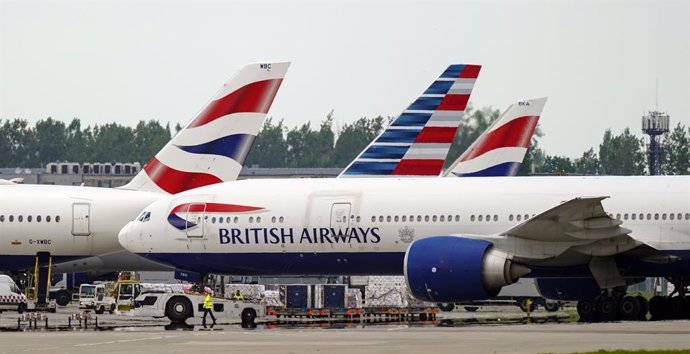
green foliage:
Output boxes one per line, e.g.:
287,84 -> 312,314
660,123 -> 690,175
599,128 -> 646,175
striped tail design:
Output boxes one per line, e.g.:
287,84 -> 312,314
339,64 -> 481,177
121,62 -> 290,194
443,97 -> 546,177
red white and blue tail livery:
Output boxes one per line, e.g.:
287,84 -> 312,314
339,64 -> 481,177
122,62 -> 290,194
443,97 -> 546,177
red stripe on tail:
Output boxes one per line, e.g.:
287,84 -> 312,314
459,65 -> 481,79
144,157 -> 223,194
436,94 -> 470,111
188,79 -> 283,128
392,159 -> 445,176
460,115 -> 539,161
414,127 -> 458,144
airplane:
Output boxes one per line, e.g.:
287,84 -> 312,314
119,166 -> 690,321
0,62 -> 290,272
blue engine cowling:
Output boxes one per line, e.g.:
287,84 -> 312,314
535,278 -> 601,301
404,236 -> 529,303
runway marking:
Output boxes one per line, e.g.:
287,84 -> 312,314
75,335 -> 172,347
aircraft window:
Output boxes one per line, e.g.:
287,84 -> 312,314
249,217 -> 254,223
211,217 -> 216,224
425,215 -> 430,222
647,213 -> 651,220
279,216 -> 284,223
470,215 -> 475,222
631,213 -> 636,220
417,216 -> 422,222
493,215 -> 498,222
18,215 -> 23,222
226,217 -> 231,223
616,213 -> 621,220
379,216 -> 384,222
0,215 -> 3,222
623,213 -> 628,220
394,216 -> 399,222
386,216 -> 391,222
218,217 -> 223,224
28,215 -> 32,222
440,215 -> 445,222
356,216 -> 361,222
509,214 -> 514,221
448,215 -> 452,222
432,215 -> 437,222
257,217 -> 262,223
455,215 -> 460,222
204,216 -> 208,220
517,215 -> 522,221
670,214 -> 675,221
685,213 -> 689,220
638,213 -> 643,220
272,216 -> 276,223
654,213 -> 659,220
486,215 -> 490,222
662,213 -> 666,220
677,213 -> 682,220
524,214 -> 529,220
9,215 -> 14,222
478,215 -> 483,222
371,216 -> 376,222
46,215 -> 51,222
402,216 -> 407,222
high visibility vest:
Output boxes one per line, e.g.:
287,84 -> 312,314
233,294 -> 244,301
203,294 -> 213,309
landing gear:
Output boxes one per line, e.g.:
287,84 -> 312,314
577,290 -> 647,322
619,296 -> 641,321
648,278 -> 690,321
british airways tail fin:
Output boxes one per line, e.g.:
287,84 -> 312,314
339,64 -> 481,177
443,97 -> 546,177
121,62 -> 290,194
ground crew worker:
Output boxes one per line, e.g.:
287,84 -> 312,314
202,291 -> 216,327
232,290 -> 244,301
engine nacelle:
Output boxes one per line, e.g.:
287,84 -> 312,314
404,236 -> 530,302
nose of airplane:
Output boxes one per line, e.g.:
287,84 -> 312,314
118,221 -> 138,252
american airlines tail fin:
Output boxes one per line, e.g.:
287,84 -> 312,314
443,97 -> 546,177
121,62 -> 290,194
339,64 -> 481,177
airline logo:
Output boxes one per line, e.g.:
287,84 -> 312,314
340,64 -> 481,177
446,97 -> 546,177
167,202 -> 264,230
123,62 -> 290,194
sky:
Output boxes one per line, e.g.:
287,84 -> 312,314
1,0 -> 688,158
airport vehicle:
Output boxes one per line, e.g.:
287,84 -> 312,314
437,279 -> 562,312
79,282 -> 116,314
0,274 -> 27,313
0,62 -> 289,276
119,174 -> 690,322
132,291 -> 264,325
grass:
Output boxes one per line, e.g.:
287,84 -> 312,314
544,350 -> 690,354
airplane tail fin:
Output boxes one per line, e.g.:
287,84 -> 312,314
121,62 -> 290,194
339,64 -> 481,177
443,97 -> 546,177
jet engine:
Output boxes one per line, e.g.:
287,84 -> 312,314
404,236 -> 530,302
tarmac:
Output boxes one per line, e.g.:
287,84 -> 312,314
1,305 -> 689,354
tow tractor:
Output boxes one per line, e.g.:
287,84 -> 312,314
78,272 -> 142,314
132,290 -> 264,326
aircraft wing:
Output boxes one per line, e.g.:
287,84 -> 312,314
496,196 -> 652,259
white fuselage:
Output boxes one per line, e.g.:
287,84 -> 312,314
0,184 -> 163,270
119,176 -> 690,276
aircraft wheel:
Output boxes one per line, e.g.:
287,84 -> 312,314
669,297 -> 687,319
544,302 -> 560,312
619,296 -> 641,321
437,303 -> 455,312
166,296 -> 192,323
597,295 -> 618,322
649,296 -> 668,321
576,299 -> 597,322
518,298 -> 537,313
636,296 -> 649,321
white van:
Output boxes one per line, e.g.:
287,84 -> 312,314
0,275 -> 27,313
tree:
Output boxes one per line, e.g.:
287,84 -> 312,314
574,148 -> 600,175
245,118 -> 288,167
334,116 -> 385,167
538,155 -> 575,174
661,123 -> 690,175
0,119 -> 33,167
598,128 -> 646,175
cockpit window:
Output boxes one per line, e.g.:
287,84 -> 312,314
137,211 -> 151,222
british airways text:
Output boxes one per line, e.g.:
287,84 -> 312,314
219,227 -> 381,245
